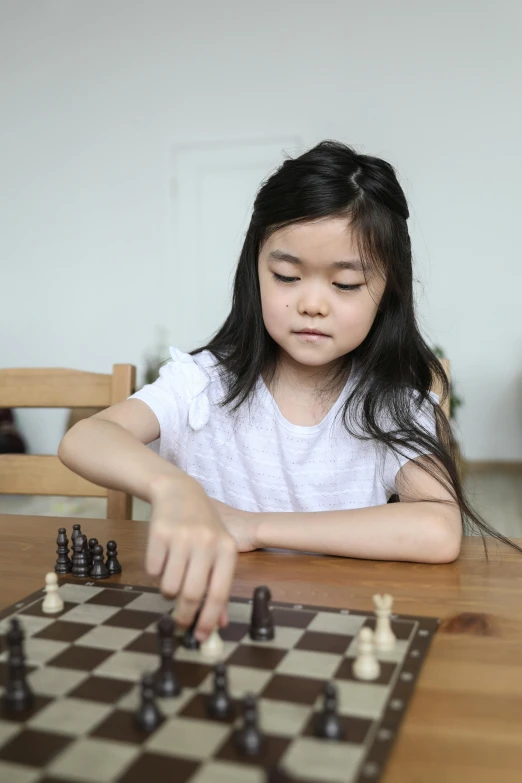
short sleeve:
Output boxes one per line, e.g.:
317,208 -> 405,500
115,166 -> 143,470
381,390 -> 440,494
128,360 -> 183,444
127,346 -> 211,464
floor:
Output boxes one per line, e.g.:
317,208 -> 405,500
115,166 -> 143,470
0,466 -> 521,540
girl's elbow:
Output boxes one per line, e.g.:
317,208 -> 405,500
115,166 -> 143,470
430,516 -> 462,563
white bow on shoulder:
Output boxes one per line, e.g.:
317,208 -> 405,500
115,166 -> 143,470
168,346 -> 211,431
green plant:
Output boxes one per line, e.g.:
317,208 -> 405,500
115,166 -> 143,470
432,345 -> 463,420
140,326 -> 169,389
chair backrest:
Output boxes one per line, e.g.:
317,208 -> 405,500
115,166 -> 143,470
0,364 -> 136,520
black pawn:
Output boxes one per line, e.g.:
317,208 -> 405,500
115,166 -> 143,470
88,538 -> 98,567
54,527 -> 72,574
154,615 -> 181,698
71,523 -> 82,545
234,693 -> 264,755
2,618 -> 34,713
72,534 -> 90,578
134,672 -> 164,732
313,682 -> 344,740
206,663 -> 235,719
106,540 -> 122,575
181,607 -> 202,649
249,585 -> 274,641
90,544 -> 109,579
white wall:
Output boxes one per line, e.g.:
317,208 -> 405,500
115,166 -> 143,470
1,0 -> 521,460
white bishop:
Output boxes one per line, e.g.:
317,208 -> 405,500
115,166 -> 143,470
373,593 -> 396,651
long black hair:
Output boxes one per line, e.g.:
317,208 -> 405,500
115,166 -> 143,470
182,139 -> 520,557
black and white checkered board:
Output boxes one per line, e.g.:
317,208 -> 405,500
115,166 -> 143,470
0,579 -> 439,783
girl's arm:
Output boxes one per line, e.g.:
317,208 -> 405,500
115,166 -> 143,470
254,499 -> 460,563
212,456 -> 462,564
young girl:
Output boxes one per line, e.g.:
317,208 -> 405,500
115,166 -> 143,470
58,139 -> 519,644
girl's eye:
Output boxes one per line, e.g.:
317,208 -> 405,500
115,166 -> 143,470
271,272 -> 362,292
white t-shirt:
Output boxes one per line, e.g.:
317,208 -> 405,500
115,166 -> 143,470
129,346 -> 439,512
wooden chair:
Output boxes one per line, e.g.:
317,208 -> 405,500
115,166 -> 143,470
0,364 -> 136,520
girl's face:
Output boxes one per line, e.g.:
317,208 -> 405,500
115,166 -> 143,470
258,217 -> 386,385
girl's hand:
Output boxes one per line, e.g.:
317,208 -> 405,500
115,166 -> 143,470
146,476 -> 237,641
208,498 -> 260,553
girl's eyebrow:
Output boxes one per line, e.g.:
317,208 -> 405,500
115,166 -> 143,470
268,249 -> 364,272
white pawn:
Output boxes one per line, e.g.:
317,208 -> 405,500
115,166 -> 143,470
42,572 -> 64,614
200,627 -> 225,660
373,594 -> 396,652
352,627 -> 380,681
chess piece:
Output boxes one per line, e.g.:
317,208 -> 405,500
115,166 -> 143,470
71,523 -> 82,546
200,627 -> 225,660
249,585 -> 275,641
87,538 -> 98,568
71,534 -> 90,578
352,627 -> 380,681
134,672 -> 164,732
54,527 -> 72,574
181,607 -> 202,649
313,682 -> 344,740
42,572 -> 64,614
154,615 -> 181,698
106,540 -> 122,575
90,544 -> 110,579
234,693 -> 264,755
206,663 -> 235,719
373,594 -> 396,651
2,618 -> 34,712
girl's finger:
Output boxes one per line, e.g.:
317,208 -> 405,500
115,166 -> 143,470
174,550 -> 213,629
195,545 -> 236,640
145,528 -> 168,576
160,540 -> 190,599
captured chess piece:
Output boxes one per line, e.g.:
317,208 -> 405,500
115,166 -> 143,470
2,617 -> 34,712
352,627 -> 381,681
106,540 -> 122,575
313,682 -> 344,740
71,523 -> 82,546
373,594 -> 397,651
54,527 -> 72,574
154,614 -> 181,698
42,572 -> 64,614
205,662 -> 235,719
134,672 -> 164,732
71,534 -> 90,578
249,585 -> 275,641
90,544 -> 109,579
87,538 -> 98,568
234,693 -> 264,755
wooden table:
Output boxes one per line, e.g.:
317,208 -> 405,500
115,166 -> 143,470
1,514 -> 522,783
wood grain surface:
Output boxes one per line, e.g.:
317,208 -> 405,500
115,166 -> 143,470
1,514 -> 521,783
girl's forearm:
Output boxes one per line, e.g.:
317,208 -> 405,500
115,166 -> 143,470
254,502 -> 461,564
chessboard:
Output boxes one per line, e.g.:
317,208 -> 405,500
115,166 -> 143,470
0,579 -> 439,783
